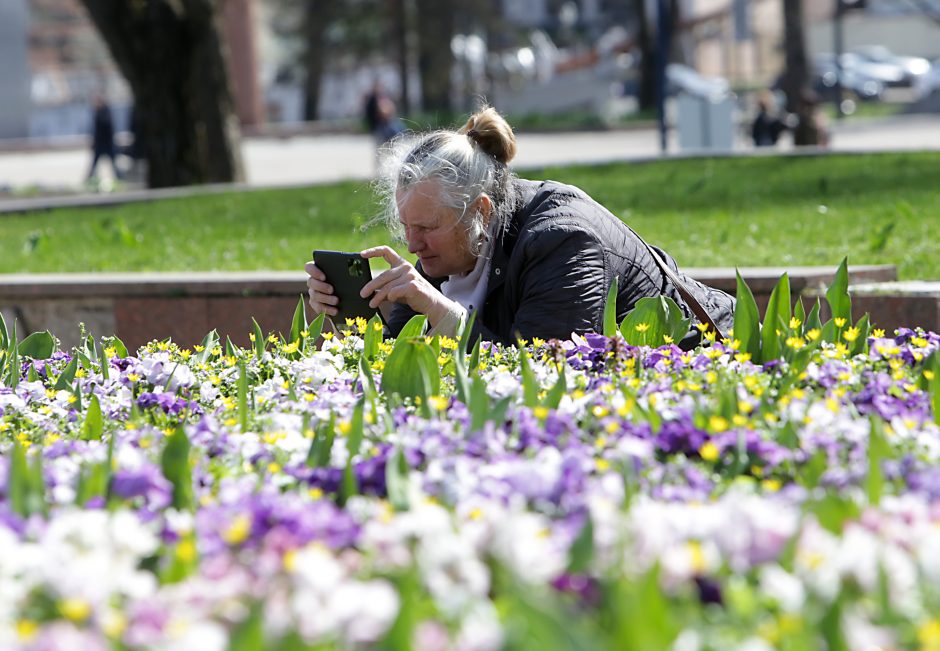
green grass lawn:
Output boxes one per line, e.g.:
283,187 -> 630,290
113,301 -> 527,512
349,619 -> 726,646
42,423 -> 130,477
2,152 -> 939,279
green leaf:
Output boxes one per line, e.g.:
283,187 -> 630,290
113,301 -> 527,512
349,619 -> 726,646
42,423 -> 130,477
806,298 -> 823,333
306,313 -> 325,351
308,414 -> 336,468
761,273 -> 791,363
825,257 -> 852,325
0,312 -> 7,350
733,270 -> 761,361
468,337 -> 482,372
106,336 -> 129,359
196,330 -> 220,364
806,492 -> 860,535
619,296 -> 690,348
346,399 -> 365,459
7,322 -> 19,389
382,339 -> 440,403
386,447 -> 410,512
457,310 -> 478,361
7,440 -> 30,517
251,318 -> 266,359
161,426 -> 194,511
925,352 -> 940,425
543,367 -> 567,409
566,514 -> 594,574
866,418 -> 889,506
603,275 -> 619,338
289,295 -> 307,345
81,394 -> 104,441
518,344 -> 540,408
96,338 -> 109,382
793,295 -> 806,330
397,314 -> 428,341
850,313 -> 871,357
337,461 -> 358,507
237,359 -> 249,433
18,331 -> 55,360
362,314 -> 383,361
469,375 -> 490,432
227,602 -> 265,651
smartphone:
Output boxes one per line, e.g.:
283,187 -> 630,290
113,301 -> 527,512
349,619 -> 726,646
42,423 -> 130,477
312,250 -> 382,324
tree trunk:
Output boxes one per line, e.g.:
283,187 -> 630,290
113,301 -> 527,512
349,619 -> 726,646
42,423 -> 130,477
668,0 -> 684,64
414,0 -> 455,113
780,0 -> 818,146
635,0 -> 656,111
303,0 -> 335,121
391,0 -> 411,115
79,0 -> 244,188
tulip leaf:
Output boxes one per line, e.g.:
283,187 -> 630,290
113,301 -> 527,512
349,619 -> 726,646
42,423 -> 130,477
603,275 -> 619,338
382,339 -> 439,403
825,257 -> 852,326
19,331 -> 55,360
761,273 -> 791,363
252,318 -> 266,359
733,270 -> 761,360
80,394 -> 104,441
289,295 -> 307,345
161,426 -> 194,511
386,446 -> 410,512
397,314 -> 428,341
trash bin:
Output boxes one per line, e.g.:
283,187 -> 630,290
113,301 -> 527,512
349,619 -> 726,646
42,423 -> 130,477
677,92 -> 735,152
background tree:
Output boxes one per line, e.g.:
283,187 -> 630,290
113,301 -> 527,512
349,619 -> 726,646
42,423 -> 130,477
779,0 -> 819,146
415,0 -> 457,113
79,0 -> 244,188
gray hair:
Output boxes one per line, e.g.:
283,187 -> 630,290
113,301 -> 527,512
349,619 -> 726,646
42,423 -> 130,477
373,110 -> 518,256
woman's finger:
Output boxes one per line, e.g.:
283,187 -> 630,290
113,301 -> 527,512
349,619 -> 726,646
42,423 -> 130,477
303,261 -> 326,281
360,261 -> 410,298
360,245 -> 405,267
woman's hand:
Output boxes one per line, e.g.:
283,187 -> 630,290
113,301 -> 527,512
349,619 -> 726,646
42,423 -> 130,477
359,246 -> 457,326
304,260 -> 339,317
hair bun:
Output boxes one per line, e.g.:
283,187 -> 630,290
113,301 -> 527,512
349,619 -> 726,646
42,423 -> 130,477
459,106 -> 516,165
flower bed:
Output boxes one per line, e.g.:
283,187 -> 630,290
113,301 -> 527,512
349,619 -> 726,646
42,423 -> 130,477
1,266 -> 940,650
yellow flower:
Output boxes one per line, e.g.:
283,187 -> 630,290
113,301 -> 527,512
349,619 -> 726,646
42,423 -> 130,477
699,441 -> 720,461
872,328 -> 886,338
634,323 -> 650,333
176,538 -> 197,563
59,598 -> 92,622
834,317 -> 847,328
222,514 -> 252,545
532,406 -> 549,420
842,327 -> 860,343
428,395 -> 449,411
708,415 -> 729,433
789,317 -> 802,329
16,620 -> 39,641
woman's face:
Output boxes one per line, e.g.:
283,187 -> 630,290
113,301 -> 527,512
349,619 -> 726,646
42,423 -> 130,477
396,180 -> 478,278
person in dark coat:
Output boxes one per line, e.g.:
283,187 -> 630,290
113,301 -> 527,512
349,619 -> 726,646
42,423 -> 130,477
306,106 -> 734,349
751,92 -> 787,147
87,94 -> 123,181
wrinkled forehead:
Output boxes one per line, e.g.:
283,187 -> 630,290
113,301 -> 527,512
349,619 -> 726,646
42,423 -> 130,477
395,179 -> 456,221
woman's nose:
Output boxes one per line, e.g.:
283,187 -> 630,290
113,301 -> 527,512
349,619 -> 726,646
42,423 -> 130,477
406,232 -> 424,254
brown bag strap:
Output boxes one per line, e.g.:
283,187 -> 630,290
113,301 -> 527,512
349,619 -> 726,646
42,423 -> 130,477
644,243 -> 727,343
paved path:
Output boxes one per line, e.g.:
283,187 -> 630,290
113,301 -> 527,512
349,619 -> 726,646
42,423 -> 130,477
1,114 -> 939,193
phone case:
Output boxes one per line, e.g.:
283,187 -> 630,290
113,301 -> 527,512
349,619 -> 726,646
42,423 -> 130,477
312,250 -> 381,324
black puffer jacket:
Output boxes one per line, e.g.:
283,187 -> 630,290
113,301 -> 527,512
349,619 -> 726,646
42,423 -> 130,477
387,179 -> 735,348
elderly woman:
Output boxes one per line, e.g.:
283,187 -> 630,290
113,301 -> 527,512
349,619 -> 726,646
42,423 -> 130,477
306,106 -> 735,349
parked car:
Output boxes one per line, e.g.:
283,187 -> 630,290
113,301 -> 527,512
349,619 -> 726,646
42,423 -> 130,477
812,53 -> 885,102
851,45 -> 931,88
914,58 -> 940,100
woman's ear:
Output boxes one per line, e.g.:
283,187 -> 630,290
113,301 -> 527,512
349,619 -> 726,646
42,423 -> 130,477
473,194 -> 493,227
